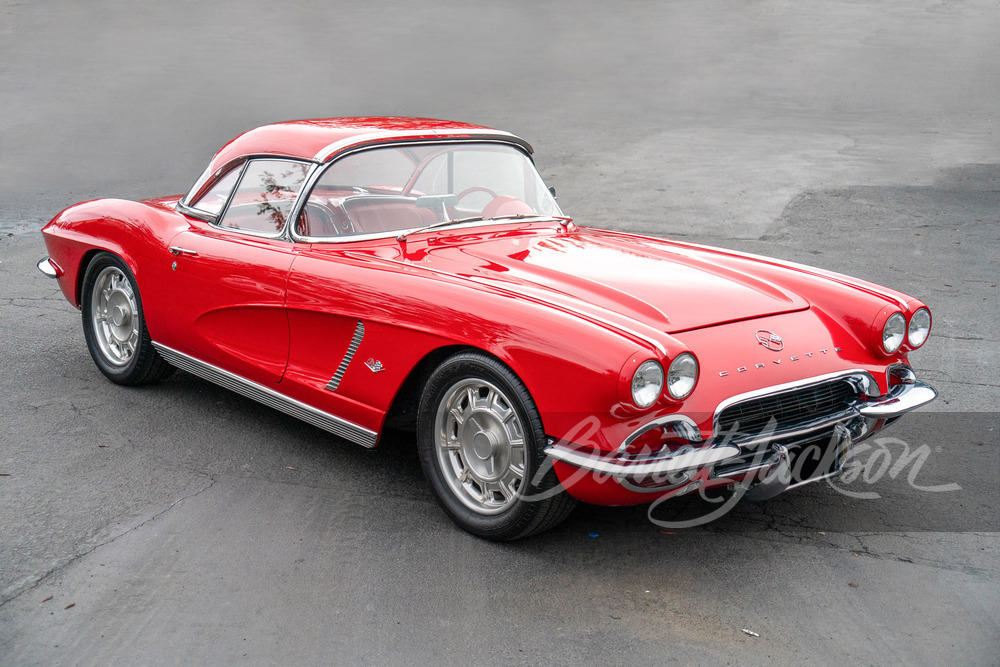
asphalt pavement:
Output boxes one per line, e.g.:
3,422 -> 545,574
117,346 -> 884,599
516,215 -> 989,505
1,1 -> 998,664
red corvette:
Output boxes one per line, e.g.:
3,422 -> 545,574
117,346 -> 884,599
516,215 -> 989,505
38,118 -> 937,539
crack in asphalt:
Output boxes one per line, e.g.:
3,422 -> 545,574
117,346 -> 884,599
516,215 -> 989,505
929,333 -> 1000,343
0,475 -> 217,609
723,502 -> 997,577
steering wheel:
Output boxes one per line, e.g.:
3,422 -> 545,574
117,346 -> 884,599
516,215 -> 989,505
456,186 -> 499,204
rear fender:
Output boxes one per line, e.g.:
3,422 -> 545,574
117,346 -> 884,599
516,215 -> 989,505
41,198 -> 189,337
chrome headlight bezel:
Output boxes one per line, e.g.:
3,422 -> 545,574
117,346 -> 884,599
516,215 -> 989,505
907,308 -> 931,348
666,352 -> 699,400
882,312 -> 906,354
631,360 -> 664,408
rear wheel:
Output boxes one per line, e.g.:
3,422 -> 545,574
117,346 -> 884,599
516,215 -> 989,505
417,351 -> 576,540
81,252 -> 173,385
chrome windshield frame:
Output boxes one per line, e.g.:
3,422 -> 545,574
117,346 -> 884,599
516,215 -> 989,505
287,138 -> 558,245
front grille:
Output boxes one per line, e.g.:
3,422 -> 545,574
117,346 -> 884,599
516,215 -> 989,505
717,380 -> 857,436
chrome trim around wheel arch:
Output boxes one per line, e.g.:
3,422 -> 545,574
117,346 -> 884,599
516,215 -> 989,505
152,343 -> 377,448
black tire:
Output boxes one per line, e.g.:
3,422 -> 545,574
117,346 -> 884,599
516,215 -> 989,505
80,252 -> 174,385
417,351 -> 576,540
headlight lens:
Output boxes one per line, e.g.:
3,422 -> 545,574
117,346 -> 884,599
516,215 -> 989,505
882,312 -> 906,353
631,360 -> 664,408
907,308 -> 931,348
667,353 -> 699,400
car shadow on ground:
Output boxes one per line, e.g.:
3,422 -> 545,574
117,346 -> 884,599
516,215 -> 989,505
143,370 -> 998,542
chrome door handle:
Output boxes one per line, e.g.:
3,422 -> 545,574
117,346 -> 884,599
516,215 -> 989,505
169,246 -> 198,256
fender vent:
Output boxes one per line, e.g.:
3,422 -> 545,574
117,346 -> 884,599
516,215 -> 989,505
326,320 -> 365,391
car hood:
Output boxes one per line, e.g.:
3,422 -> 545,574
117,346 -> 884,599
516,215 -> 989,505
418,227 -> 809,333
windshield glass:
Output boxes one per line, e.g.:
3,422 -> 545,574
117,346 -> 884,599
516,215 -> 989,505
296,143 -> 562,238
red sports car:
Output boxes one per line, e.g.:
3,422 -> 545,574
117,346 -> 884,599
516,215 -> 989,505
38,117 -> 937,539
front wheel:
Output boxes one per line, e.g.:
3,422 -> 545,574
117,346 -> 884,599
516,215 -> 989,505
417,352 -> 576,540
80,252 -> 174,385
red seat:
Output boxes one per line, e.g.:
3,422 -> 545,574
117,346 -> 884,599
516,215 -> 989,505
481,196 -> 534,219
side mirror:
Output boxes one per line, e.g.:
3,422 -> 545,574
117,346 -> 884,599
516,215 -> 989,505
548,186 -> 557,200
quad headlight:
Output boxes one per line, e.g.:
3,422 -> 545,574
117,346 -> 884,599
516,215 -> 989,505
666,352 -> 698,400
882,312 -> 906,354
631,360 -> 664,408
907,307 -> 931,348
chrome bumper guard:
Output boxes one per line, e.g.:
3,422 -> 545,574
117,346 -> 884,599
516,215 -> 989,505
544,372 -> 937,486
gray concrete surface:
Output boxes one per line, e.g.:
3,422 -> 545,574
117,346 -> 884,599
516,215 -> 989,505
1,0 -> 998,663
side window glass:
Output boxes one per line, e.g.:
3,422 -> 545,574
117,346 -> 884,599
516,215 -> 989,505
218,159 -> 311,233
190,167 -> 241,215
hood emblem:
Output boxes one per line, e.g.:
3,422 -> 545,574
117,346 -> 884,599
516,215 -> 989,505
756,329 -> 784,351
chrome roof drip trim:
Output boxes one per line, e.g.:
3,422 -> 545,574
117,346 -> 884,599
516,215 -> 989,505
153,343 -> 377,448
312,129 -> 531,163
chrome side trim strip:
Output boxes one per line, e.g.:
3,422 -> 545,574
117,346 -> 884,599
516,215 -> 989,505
326,320 -> 365,391
152,343 -> 377,448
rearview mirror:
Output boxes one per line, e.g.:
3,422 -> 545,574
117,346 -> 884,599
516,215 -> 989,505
415,194 -> 459,208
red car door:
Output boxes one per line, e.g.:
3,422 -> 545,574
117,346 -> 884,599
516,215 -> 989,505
158,157 -> 313,385
162,223 -> 294,385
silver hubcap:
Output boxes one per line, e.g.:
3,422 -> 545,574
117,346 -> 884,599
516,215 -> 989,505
434,378 -> 527,515
90,266 -> 139,366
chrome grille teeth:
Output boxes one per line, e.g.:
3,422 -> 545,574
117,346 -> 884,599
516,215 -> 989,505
718,380 -> 857,436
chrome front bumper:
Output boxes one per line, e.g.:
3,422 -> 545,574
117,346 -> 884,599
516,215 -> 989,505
544,371 -> 937,486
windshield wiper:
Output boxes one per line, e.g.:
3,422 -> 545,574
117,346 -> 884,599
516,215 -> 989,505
396,214 -> 543,242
